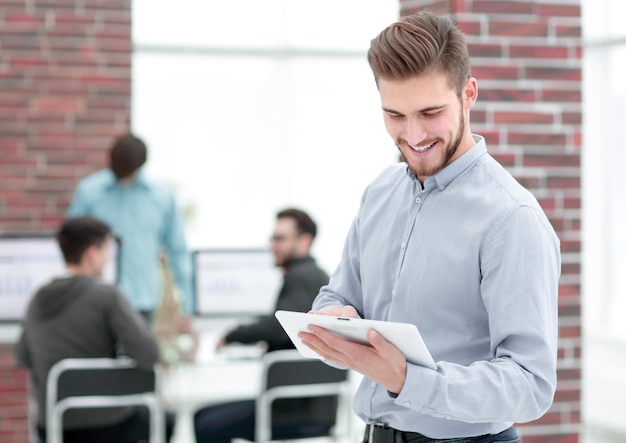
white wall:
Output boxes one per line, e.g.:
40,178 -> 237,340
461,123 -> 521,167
581,0 -> 626,440
131,0 -> 400,275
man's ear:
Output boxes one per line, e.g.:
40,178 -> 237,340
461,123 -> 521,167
297,233 -> 314,255
81,244 -> 98,267
463,77 -> 478,109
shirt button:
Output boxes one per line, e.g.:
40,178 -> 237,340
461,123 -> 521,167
445,416 -> 452,420
439,185 -> 445,191
403,401 -> 410,407
371,382 -> 376,388
401,242 -> 406,249
415,197 -> 422,204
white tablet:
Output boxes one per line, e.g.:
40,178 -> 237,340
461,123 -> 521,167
275,310 -> 437,369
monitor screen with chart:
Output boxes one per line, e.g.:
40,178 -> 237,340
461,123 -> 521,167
0,234 -> 119,322
193,248 -> 282,317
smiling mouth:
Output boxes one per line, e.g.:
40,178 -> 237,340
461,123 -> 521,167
409,141 -> 437,153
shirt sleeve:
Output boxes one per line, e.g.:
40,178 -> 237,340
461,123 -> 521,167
66,180 -> 90,217
161,192 -> 193,315
108,288 -> 160,369
395,206 -> 561,424
313,215 -> 365,316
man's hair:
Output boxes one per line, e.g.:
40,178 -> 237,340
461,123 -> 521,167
57,217 -> 112,264
277,208 -> 317,240
109,133 -> 148,180
367,11 -> 471,96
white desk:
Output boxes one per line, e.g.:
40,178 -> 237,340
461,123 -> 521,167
161,323 -> 266,443
162,358 -> 263,443
160,321 -> 364,443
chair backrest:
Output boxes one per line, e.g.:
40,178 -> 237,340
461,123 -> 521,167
255,349 -> 352,442
45,357 -> 164,443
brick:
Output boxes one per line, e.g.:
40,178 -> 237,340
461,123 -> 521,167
555,24 -> 581,38
561,263 -> 580,275
46,23 -> 92,38
542,89 -> 581,103
468,42 -> 503,58
547,177 -> 580,190
523,153 -> 579,168
490,152 -> 515,167
531,410 -> 565,426
478,87 -> 537,103
557,368 -> 581,382
558,303 -> 580,318
95,37 -> 133,53
538,4 -> 581,18
83,0 -> 131,10
402,1 -> 450,17
526,67 -> 581,82
554,384 -> 581,402
455,19 -> 481,36
98,11 -> 132,26
508,132 -> 568,146
564,197 -> 580,209
562,112 -> 581,125
0,35 -> 42,50
93,24 -> 131,40
494,111 -> 554,125
474,1 -> 536,14
53,11 -> 98,25
515,176 -> 541,190
489,20 -> 549,38
471,110 -> 487,124
559,239 -> 581,253
30,96 -> 85,113
510,44 -> 569,59
32,0 -> 77,9
537,197 -> 557,211
472,65 -> 520,81
100,53 -> 132,69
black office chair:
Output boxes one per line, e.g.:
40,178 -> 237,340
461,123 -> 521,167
45,357 -> 165,443
254,349 -> 352,442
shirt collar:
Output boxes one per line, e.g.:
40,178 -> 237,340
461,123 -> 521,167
403,134 -> 487,189
103,168 -> 150,190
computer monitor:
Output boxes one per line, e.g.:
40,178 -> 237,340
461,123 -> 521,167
0,234 -> 119,322
193,248 -> 282,317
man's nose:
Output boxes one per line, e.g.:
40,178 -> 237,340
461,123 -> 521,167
405,119 -> 427,147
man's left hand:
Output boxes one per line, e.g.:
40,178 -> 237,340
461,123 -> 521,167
298,324 -> 407,394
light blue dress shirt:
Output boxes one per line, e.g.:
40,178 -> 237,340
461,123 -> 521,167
313,136 -> 561,439
67,168 -> 193,314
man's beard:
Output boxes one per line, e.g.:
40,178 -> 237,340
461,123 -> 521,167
399,108 -> 465,179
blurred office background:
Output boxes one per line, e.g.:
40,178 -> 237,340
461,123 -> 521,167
0,0 -> 623,442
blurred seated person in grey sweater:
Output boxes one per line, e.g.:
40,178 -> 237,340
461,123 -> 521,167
15,216 -> 174,443
194,208 -> 331,443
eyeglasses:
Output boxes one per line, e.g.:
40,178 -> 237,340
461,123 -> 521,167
269,233 -> 301,243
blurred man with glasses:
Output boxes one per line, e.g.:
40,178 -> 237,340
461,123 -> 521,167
194,208 -> 331,443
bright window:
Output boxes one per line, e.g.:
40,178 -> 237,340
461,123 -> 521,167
132,0 -> 400,272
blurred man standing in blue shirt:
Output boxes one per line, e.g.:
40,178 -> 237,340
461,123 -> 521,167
67,134 -> 192,322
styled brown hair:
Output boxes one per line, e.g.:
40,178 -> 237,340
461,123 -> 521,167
109,133 -> 148,180
367,11 -> 471,96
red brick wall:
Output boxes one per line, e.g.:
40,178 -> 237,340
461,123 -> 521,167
0,0 -> 131,441
399,0 -> 582,441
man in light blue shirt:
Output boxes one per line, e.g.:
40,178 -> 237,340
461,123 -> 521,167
300,11 -> 561,443
67,134 -> 193,321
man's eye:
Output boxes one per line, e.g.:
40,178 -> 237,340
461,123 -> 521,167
388,113 -> 404,120
423,112 -> 440,118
